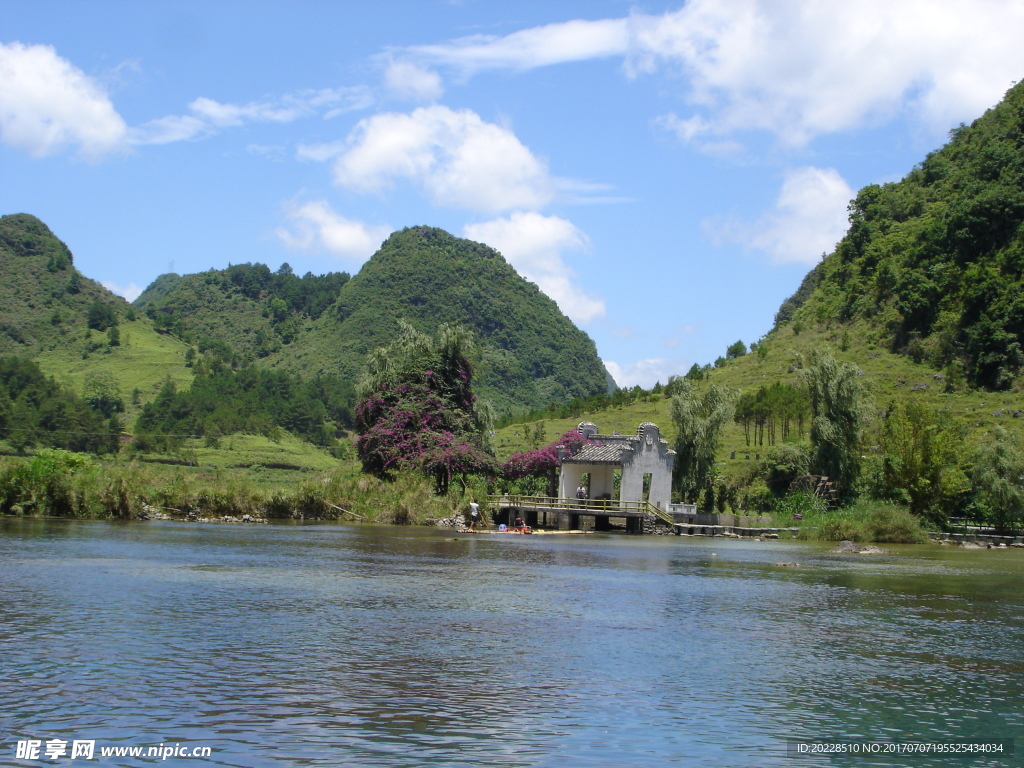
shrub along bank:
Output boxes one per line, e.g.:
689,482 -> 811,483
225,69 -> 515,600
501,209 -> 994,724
0,450 -> 479,525
789,497 -> 930,544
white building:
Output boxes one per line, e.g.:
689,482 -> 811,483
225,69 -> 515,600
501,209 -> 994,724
557,422 -> 676,511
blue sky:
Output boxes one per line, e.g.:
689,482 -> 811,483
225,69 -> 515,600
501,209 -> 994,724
4,1 -> 1024,388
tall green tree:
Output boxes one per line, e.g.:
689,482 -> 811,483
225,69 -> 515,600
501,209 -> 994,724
797,348 -> 869,499
970,427 -> 1024,532
82,370 -> 124,418
670,379 -> 737,504
726,340 -> 747,359
876,401 -> 967,525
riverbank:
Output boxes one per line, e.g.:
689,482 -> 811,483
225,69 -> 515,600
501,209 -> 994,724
4,450 -> 1013,546
0,449 -> 473,525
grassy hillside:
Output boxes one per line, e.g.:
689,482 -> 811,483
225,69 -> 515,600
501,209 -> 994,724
495,81 -> 1024,498
34,318 -> 193,420
1,213 -> 194,421
495,324 -> 1024,498
1,214 -> 129,353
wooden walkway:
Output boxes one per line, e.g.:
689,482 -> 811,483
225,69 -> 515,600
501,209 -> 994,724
491,495 -> 672,533
490,495 -> 799,537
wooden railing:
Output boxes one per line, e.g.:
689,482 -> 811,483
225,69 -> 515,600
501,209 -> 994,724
490,494 -> 677,526
642,501 -> 675,526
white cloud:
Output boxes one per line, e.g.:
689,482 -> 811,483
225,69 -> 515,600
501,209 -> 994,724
130,86 -> 373,145
276,200 -> 390,265
463,212 -> 605,324
296,139 -> 347,163
331,105 -> 555,213
642,0 -> 1024,144
0,42 -> 127,157
405,1 -> 1024,144
384,60 -> 443,101
709,166 -> 855,265
603,358 -> 681,389
128,113 -> 208,145
102,281 -> 143,303
409,18 -> 630,73
246,143 -> 288,162
656,113 -> 709,144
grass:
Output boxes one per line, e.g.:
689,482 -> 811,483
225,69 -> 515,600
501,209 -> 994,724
133,432 -> 342,472
792,499 -> 930,543
35,318 -> 192,422
0,449 -> 472,525
493,318 -> 1024,486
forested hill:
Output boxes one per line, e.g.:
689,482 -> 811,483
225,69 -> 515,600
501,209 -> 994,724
0,213 -> 132,354
134,263 -> 351,362
134,225 -> 611,414
277,226 -> 612,414
774,79 -> 1024,390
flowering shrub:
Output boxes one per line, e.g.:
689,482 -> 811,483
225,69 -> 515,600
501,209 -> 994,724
501,429 -> 596,480
355,331 -> 495,492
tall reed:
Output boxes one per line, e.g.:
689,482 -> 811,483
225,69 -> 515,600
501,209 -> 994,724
0,452 -> 474,524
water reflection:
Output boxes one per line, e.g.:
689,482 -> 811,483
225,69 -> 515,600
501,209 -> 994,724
2,518 -> 1023,767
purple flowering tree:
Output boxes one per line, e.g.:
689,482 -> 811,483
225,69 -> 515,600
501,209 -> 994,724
355,323 -> 495,493
501,429 -> 596,496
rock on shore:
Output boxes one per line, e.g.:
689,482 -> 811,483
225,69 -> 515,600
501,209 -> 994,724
830,540 -> 891,554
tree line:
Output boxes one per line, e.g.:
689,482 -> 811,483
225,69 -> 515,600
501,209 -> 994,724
734,383 -> 808,446
0,357 -> 121,454
146,262 -> 350,345
134,362 -> 354,451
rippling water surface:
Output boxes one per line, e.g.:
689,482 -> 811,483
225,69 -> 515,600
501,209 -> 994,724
3,518 -> 1024,767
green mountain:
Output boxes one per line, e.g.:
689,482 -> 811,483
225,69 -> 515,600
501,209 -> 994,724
497,81 -> 1024,492
0,214 -> 193,407
139,225 -> 612,414
280,226 -> 610,413
775,80 -> 1024,391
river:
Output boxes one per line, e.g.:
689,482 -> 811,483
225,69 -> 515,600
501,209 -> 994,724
2,518 -> 1023,767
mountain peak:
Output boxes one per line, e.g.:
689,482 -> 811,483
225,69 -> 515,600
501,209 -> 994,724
283,226 -> 610,412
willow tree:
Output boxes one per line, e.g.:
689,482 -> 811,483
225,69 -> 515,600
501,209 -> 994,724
797,348 -> 869,499
970,427 -> 1024,532
878,400 -> 967,525
670,379 -> 737,504
355,321 -> 495,493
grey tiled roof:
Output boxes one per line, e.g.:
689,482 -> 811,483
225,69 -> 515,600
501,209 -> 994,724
563,444 -> 626,464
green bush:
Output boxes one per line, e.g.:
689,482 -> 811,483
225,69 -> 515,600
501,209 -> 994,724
0,449 -> 97,516
0,454 -> 477,525
861,500 -> 929,543
775,490 -> 827,522
816,511 -> 866,542
795,498 -> 928,543
762,443 -> 811,497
